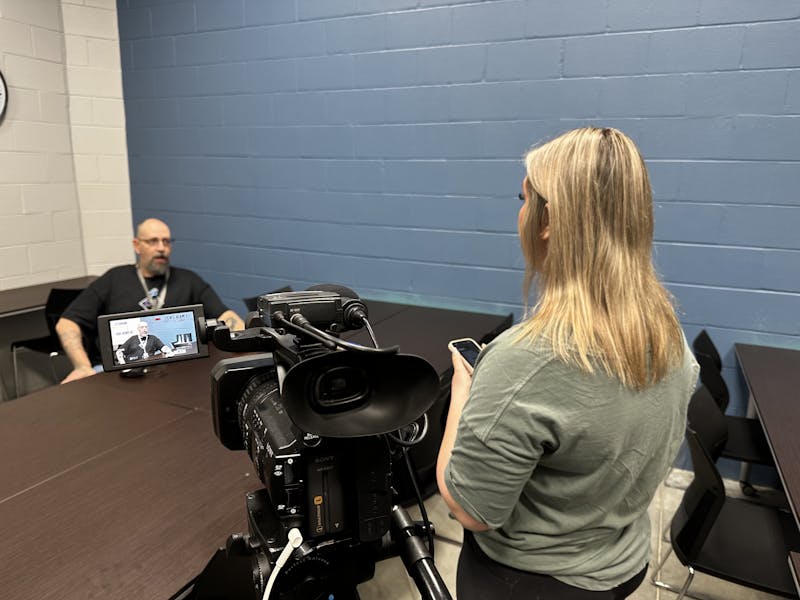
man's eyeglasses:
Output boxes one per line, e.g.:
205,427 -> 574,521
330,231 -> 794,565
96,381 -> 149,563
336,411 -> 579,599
138,237 -> 174,247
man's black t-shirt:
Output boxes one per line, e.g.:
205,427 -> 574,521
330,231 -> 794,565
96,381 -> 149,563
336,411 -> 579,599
62,265 -> 228,355
120,334 -> 168,363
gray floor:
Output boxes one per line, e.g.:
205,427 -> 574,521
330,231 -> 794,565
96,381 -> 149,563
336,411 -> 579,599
358,471 -> 787,599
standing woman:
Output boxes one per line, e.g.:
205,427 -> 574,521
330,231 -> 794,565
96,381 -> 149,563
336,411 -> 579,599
437,128 -> 699,599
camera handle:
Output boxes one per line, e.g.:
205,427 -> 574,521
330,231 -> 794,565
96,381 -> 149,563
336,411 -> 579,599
390,505 -> 453,600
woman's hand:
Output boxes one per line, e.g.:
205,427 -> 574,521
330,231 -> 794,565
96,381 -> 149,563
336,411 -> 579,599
436,348 -> 490,532
449,349 -> 473,412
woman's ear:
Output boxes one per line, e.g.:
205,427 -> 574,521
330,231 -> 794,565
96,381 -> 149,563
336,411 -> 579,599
540,203 -> 550,241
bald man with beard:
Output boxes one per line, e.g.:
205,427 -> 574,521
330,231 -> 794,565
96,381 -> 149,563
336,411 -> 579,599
56,218 -> 244,383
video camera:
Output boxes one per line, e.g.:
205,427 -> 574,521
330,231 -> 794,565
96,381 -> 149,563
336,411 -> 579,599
98,286 -> 454,600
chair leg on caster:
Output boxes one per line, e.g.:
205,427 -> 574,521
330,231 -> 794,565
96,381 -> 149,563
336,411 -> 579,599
738,460 -> 757,497
651,546 -> 673,589
653,559 -> 704,600
740,480 -> 757,496
675,567 -> 696,600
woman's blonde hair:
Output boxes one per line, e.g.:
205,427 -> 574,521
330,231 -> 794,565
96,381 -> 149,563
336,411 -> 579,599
518,127 -> 683,389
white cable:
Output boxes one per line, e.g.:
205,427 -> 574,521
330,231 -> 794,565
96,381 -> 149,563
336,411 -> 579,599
262,528 -> 304,600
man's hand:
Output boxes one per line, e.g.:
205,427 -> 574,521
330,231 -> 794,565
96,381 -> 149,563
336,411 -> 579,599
61,366 -> 97,384
218,309 -> 245,331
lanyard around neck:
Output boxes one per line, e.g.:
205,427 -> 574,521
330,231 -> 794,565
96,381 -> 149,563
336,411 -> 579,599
136,267 -> 169,310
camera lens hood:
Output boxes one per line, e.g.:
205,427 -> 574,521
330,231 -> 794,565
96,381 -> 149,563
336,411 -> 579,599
281,351 -> 439,437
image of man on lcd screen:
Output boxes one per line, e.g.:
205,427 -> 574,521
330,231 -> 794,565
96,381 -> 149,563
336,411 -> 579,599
117,321 -> 173,364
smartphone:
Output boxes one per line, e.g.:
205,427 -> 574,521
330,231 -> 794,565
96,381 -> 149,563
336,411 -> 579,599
448,338 -> 482,372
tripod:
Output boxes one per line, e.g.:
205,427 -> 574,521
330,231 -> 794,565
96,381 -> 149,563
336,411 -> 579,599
175,489 -> 452,600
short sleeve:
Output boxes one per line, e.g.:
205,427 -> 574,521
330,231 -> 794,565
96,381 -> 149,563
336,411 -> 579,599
61,276 -> 111,334
187,272 -> 228,318
199,285 -> 228,318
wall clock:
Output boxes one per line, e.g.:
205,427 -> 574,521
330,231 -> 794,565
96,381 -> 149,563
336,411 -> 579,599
0,69 -> 7,123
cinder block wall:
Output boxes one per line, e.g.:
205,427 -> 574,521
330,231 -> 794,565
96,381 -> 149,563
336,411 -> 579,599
0,0 -> 85,289
117,1 -> 800,421
0,0 -> 133,288
62,0 -> 134,275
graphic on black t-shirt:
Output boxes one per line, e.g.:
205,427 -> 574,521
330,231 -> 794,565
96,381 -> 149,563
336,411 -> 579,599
120,333 -> 168,362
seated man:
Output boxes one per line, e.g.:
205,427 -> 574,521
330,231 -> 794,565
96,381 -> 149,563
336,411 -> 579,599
118,321 -> 172,364
56,218 -> 244,383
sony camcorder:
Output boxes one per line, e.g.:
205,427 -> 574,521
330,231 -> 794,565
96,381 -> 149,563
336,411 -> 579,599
209,287 -> 441,539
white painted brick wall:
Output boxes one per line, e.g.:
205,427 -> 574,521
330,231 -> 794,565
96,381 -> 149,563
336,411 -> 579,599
0,0 -> 133,289
62,0 -> 133,276
61,4 -> 119,39
5,55 -> 66,92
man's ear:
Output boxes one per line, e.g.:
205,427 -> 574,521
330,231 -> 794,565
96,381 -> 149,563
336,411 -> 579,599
133,238 -> 141,256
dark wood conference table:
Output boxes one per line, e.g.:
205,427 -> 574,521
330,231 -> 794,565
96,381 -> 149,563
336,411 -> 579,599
791,552 -> 800,596
0,275 -> 96,318
736,342 -> 800,595
0,301 -> 511,600
735,344 -> 800,528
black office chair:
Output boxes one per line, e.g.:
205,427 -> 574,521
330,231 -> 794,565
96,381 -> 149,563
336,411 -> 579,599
693,384 -> 776,496
690,331 -> 775,495
243,286 -> 293,313
652,426 -> 800,599
689,385 -> 772,466
696,354 -> 731,414
660,385 -> 780,545
686,386 -> 729,459
692,330 -> 728,412
693,329 -> 722,371
11,287 -> 83,398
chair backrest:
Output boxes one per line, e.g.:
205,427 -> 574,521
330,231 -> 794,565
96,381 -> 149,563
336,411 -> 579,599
692,329 -> 729,412
692,329 -> 722,371
44,288 -> 84,340
243,286 -> 293,312
696,357 -> 730,413
686,385 -> 729,462
670,427 -> 727,566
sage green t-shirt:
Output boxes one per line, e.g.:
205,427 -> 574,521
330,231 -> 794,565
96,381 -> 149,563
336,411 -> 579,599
444,324 -> 699,591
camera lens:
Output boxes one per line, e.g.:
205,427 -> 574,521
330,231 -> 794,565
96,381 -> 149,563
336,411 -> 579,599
314,366 -> 369,410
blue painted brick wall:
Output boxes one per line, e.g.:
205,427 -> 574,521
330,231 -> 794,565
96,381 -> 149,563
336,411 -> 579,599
117,1 -> 800,452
